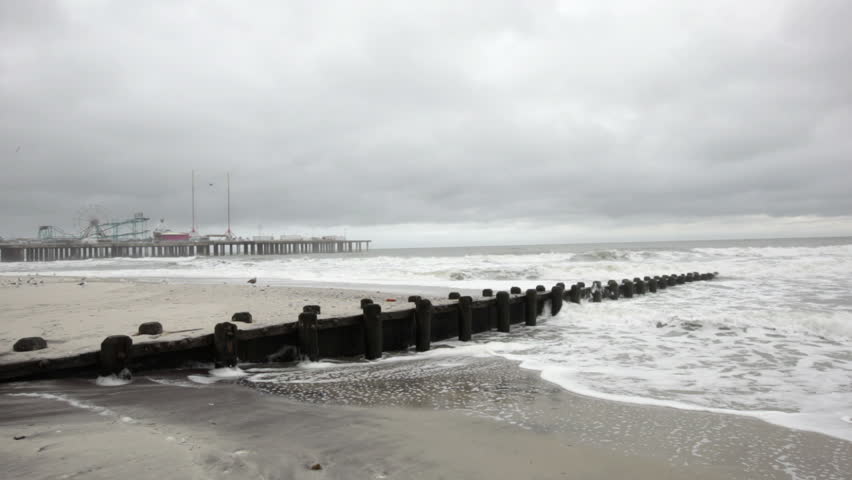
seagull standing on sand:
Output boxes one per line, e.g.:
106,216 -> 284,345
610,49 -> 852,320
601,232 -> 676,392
78,278 -> 87,286
247,277 -> 257,285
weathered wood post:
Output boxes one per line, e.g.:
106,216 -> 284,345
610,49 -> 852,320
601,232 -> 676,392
591,281 -> 603,302
510,286 -> 521,294
536,285 -> 546,292
551,285 -> 564,315
648,277 -> 658,293
415,299 -> 432,352
657,276 -> 667,289
569,284 -> 581,304
634,278 -> 646,295
607,280 -> 620,299
458,296 -> 473,341
525,289 -> 538,326
138,322 -> 163,335
577,282 -> 588,300
361,298 -> 373,309
303,305 -> 321,314
496,291 -> 511,332
214,322 -> 239,367
482,289 -> 493,297
407,295 -> 420,303
621,279 -> 634,298
298,312 -> 319,361
99,335 -> 133,377
448,292 -> 460,300
363,303 -> 382,360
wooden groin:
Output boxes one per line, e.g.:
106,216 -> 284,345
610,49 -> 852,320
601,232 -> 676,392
0,272 -> 718,382
0,238 -> 371,262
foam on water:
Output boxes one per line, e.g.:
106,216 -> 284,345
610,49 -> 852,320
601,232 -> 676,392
3,239 -> 851,442
6,392 -> 127,420
95,369 -> 133,386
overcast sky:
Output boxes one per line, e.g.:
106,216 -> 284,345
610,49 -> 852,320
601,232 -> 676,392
1,0 -> 851,247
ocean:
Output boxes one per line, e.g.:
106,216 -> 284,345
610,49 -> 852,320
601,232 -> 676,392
3,236 -> 851,443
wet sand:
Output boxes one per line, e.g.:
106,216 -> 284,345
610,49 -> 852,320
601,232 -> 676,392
2,354 -> 850,479
0,375 -> 731,480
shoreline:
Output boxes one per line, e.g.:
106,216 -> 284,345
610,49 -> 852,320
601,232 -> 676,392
2,276 -> 850,478
2,355 -> 850,479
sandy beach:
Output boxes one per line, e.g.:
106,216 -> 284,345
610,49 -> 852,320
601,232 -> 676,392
0,276 -> 460,365
1,276 -> 850,479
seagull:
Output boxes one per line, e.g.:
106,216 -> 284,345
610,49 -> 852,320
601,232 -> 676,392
78,277 -> 87,286
247,277 -> 257,284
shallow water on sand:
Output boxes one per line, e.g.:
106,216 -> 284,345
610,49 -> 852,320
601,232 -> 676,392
170,353 -> 850,480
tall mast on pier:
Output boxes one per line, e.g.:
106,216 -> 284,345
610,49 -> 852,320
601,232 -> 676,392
191,170 -> 196,233
226,172 -> 232,238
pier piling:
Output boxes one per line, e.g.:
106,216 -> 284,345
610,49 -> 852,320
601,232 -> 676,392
363,303 -> 383,360
415,299 -> 433,352
298,313 -> 319,361
525,289 -> 538,326
458,296 -> 473,341
99,335 -> 132,376
214,322 -> 239,367
496,291 -> 511,332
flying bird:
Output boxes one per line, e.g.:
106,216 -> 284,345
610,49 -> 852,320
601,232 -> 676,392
15,145 -> 21,153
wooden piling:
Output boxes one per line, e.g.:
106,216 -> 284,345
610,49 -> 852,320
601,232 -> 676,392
648,278 -> 658,293
458,296 -> 473,341
569,284 -> 581,304
496,291 -> 510,332
361,298 -> 373,308
363,303 -> 382,360
448,292 -> 461,300
591,281 -> 603,302
551,285 -> 564,315
138,322 -> 163,335
214,322 -> 239,367
525,289 -> 538,326
622,279 -> 634,298
482,289 -> 493,297
303,305 -> 321,314
99,335 -> 132,376
536,285 -> 545,292
510,286 -> 521,294
415,299 -> 432,352
298,313 -> 319,361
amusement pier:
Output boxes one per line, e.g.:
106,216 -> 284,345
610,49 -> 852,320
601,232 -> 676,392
0,208 -> 370,263
0,238 -> 371,262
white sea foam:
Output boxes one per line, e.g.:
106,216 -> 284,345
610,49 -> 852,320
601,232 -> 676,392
6,392 -> 119,418
95,369 -> 133,386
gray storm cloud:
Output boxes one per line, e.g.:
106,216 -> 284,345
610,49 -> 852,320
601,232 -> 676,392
1,0 -> 851,244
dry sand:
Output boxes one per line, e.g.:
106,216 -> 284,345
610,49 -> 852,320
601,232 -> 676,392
0,276 -> 453,364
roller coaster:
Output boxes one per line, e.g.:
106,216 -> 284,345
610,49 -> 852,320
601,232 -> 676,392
37,210 -> 150,242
